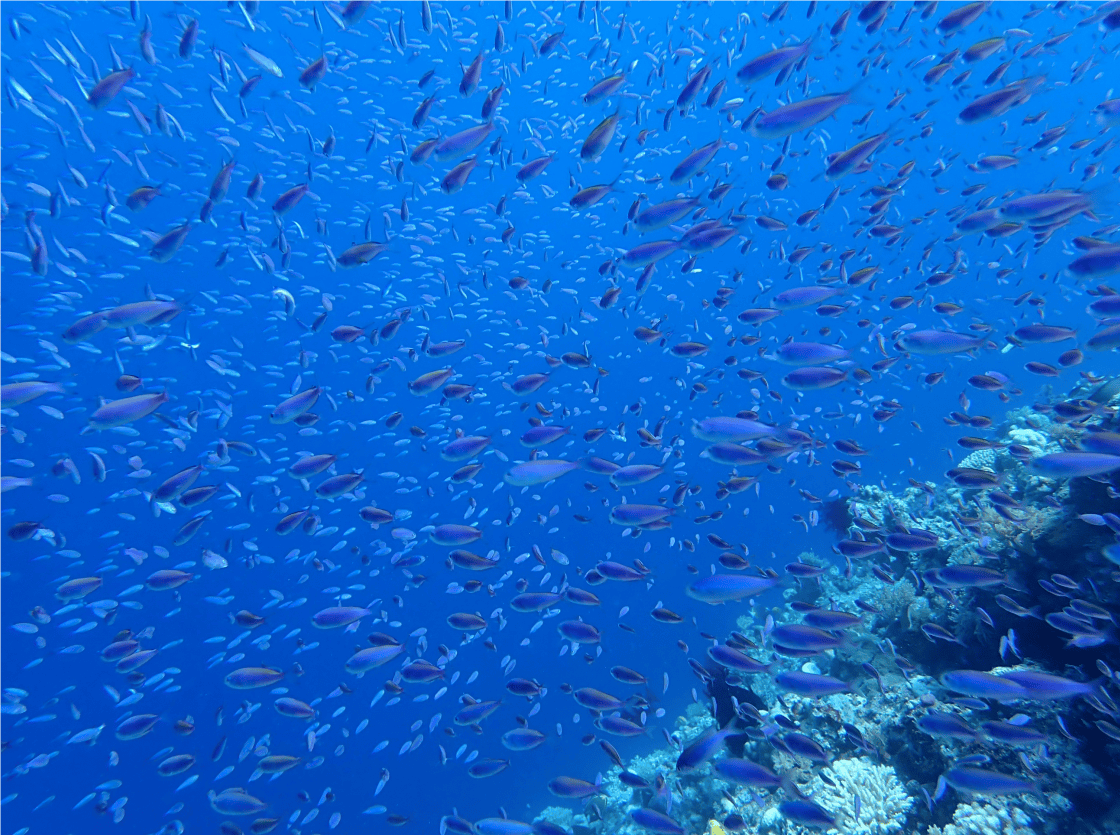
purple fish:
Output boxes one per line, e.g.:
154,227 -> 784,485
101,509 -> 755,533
312,606 -> 370,628
938,1 -> 987,35
770,624 -> 845,653
918,711 -> 978,741
752,86 -> 858,139
928,565 -> 1007,589
1029,452 -> 1120,479
547,776 -> 601,799
509,592 -> 563,612
686,574 -> 782,604
558,620 -> 600,644
520,425 -> 569,446
772,285 -> 843,309
595,561 -> 646,581
716,757 -> 784,791
573,687 -> 624,710
897,329 -> 985,355
630,809 -> 683,835
783,366 -> 848,391
88,390 -> 169,429
777,800 -> 836,829
998,670 -> 1104,701
980,720 -> 1047,746
430,524 -> 483,546
774,670 -> 852,697
624,240 -> 682,267
737,40 -> 812,85
272,183 -> 309,215
703,442 -> 767,466
692,416 -> 778,443
958,77 -> 1044,124
441,156 -> 478,194
885,530 -> 940,552
670,139 -> 722,184
508,454 -> 577,481
1069,244 -> 1120,279
941,670 -> 1027,702
634,197 -> 701,231
609,504 -> 673,527
773,341 -> 850,366
942,766 -> 1037,796
434,122 -> 494,161
676,726 -> 738,772
707,645 -> 771,673
87,67 -> 136,109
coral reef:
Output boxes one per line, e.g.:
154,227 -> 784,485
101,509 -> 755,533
533,392 -> 1120,835
928,797 -> 1033,835
808,758 -> 913,835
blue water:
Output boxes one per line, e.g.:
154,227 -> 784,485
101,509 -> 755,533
3,2 -> 1120,834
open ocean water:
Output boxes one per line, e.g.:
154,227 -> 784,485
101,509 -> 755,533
2,2 -> 1120,835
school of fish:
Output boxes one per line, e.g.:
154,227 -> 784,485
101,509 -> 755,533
2,1 -> 1120,834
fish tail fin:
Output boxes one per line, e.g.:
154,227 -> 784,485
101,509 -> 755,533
1084,179 -> 1119,217
1089,675 -> 1118,714
844,74 -> 872,107
933,776 -> 948,804
779,773 -> 805,800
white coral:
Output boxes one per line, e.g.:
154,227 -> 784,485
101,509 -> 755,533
809,758 -> 913,835
1006,427 -> 1048,456
958,448 -> 997,471
936,797 -> 1033,835
534,807 -> 576,830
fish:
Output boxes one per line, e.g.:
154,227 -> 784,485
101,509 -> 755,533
434,122 -> 495,161
88,390 -> 169,430
737,39 -> 812,84
751,84 -> 860,139
243,43 -> 283,78
1030,452 -> 1120,479
87,67 -> 136,109
270,387 -> 320,424
581,109 -> 621,161
459,52 -> 484,96
583,74 -> 627,105
941,671 -> 1028,702
1,6 -> 1116,835
630,808 -> 684,835
958,77 -> 1045,123
686,574 -> 783,604
299,55 -> 329,89
1,380 -> 65,408
670,139 -> 722,184
441,156 -> 478,194
778,800 -> 836,829
825,127 -> 893,180
337,241 -> 388,267
942,766 -> 1039,796
713,758 -> 783,789
149,222 -> 192,263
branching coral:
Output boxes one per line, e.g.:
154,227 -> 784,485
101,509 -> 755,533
871,578 -> 917,622
808,757 -> 913,835
958,448 -> 998,472
928,797 -> 1033,835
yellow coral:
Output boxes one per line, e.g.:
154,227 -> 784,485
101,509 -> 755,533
707,819 -> 726,835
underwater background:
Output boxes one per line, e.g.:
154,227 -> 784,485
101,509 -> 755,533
2,1 -> 1120,834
